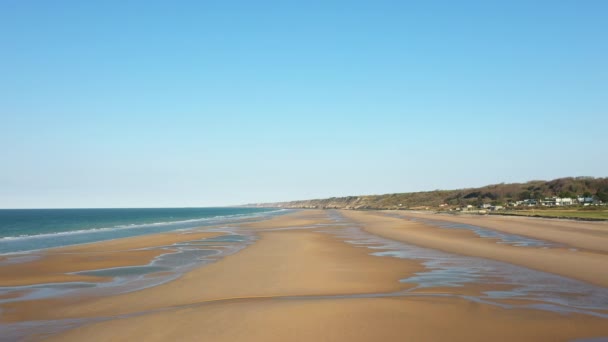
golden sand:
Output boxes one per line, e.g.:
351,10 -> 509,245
239,209 -> 334,229
0,231 -> 222,286
392,211 -> 608,253
2,226 -> 423,322
48,297 -> 608,342
342,210 -> 608,287
3,210 -> 608,341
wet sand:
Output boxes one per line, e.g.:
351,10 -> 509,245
2,227 -> 423,322
3,210 -> 608,341
0,231 -> 222,286
341,210 -> 608,287
48,297 -> 607,342
393,211 -> 608,253
55,231 -> 225,253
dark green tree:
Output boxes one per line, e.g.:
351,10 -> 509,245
518,191 -> 531,200
596,190 -> 608,203
559,191 -> 574,198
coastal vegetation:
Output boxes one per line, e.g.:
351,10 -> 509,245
252,177 -> 608,217
495,207 -> 608,220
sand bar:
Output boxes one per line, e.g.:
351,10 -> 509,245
239,209 -> 334,229
393,211 -> 608,253
342,210 -> 608,287
2,223 -> 423,322
0,231 -> 222,286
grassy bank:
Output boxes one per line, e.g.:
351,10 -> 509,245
490,208 -> 608,221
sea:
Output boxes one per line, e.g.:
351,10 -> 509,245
0,207 -> 282,254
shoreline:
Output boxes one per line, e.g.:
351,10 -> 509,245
0,231 -> 225,287
2,209 -> 608,341
0,207 -> 288,255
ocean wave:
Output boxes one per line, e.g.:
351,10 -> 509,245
0,209 -> 285,242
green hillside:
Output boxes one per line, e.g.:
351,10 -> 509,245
252,177 -> 608,210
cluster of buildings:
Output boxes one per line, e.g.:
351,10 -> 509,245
445,195 -> 603,213
510,196 -> 600,207
451,204 -> 504,213
478,203 -> 504,211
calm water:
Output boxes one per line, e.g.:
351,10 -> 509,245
0,207 -> 282,254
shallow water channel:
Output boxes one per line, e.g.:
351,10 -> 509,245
320,211 -> 608,318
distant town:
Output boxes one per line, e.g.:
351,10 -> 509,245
449,194 -> 603,214
251,177 -> 608,220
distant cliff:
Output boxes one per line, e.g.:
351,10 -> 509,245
249,177 -> 608,210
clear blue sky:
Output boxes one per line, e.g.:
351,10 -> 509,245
1,1 -> 606,208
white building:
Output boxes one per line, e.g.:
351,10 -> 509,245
543,197 -> 574,206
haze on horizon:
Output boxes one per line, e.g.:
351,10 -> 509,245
1,1 -> 606,209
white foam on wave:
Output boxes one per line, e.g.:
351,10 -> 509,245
0,209 -> 286,242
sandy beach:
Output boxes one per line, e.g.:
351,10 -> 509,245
340,210 -> 608,287
2,209 -> 608,341
0,231 -> 223,286
390,211 -> 608,253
